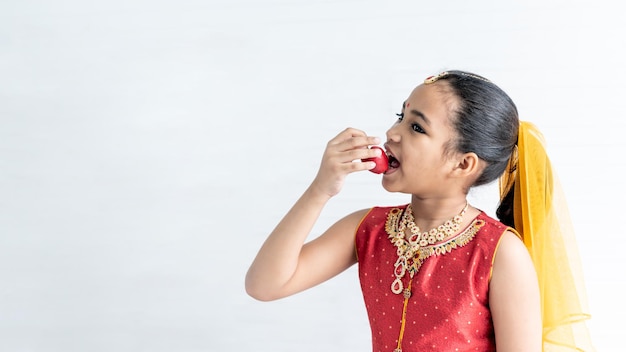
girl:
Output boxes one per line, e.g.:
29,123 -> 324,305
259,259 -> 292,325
246,70 -> 592,351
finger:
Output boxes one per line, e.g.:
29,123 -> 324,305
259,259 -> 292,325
328,128 -> 377,145
361,160 -> 377,171
345,160 -> 377,173
335,135 -> 382,152
341,145 -> 383,162
342,127 -> 367,138
326,150 -> 382,174
363,146 -> 384,159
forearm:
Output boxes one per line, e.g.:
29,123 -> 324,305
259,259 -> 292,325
245,128 -> 380,301
245,184 -> 331,300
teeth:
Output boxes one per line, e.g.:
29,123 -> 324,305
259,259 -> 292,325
385,148 -> 400,168
387,154 -> 400,168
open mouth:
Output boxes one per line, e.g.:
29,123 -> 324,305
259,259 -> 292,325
387,152 -> 400,169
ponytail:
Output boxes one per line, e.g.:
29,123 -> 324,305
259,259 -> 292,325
496,181 -> 515,228
496,144 -> 519,229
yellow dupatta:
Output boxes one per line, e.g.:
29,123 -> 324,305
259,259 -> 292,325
499,121 -> 594,351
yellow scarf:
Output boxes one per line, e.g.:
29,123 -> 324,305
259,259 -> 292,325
499,121 -> 594,351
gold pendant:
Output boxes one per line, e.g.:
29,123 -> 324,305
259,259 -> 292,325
391,278 -> 404,294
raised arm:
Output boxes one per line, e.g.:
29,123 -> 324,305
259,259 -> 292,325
245,128 -> 382,301
489,231 -> 542,351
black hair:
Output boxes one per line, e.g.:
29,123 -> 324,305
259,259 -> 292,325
434,70 -> 518,228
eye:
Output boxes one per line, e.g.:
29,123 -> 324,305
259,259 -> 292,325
395,112 -> 404,122
411,123 -> 425,134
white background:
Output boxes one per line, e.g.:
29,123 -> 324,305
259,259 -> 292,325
1,0 -> 623,351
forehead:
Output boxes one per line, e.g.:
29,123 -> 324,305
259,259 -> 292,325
405,83 -> 456,123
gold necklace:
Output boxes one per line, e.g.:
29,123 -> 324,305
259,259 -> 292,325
385,203 -> 485,352
387,202 -> 468,296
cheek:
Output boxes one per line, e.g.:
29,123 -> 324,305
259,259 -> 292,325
412,150 -> 449,174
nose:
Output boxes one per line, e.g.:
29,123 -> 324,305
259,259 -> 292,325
386,122 -> 401,143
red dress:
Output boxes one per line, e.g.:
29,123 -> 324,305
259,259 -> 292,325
355,205 -> 508,352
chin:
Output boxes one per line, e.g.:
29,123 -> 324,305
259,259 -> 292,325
381,178 -> 401,193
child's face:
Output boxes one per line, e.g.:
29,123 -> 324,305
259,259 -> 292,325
382,83 -> 461,197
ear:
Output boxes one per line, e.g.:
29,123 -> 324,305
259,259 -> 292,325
451,152 -> 482,179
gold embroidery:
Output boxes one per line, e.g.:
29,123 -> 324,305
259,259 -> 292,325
385,206 -> 485,279
385,206 -> 485,352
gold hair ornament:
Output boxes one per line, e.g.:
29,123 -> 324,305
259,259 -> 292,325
424,71 -> 449,84
424,71 -> 491,84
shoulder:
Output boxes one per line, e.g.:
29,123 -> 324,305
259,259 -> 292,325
475,211 -> 511,236
490,229 -> 538,292
342,204 -> 408,223
351,204 -> 408,227
494,230 -> 531,268
369,204 -> 410,218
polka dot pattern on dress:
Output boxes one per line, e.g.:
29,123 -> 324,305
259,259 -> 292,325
355,206 -> 502,351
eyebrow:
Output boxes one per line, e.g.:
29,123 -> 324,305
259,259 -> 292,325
402,101 -> 431,126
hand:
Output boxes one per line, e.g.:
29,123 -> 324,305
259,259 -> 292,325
311,128 -> 381,198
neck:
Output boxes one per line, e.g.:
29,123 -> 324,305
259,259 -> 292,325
409,196 -> 470,230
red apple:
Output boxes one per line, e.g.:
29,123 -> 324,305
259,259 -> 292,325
362,146 -> 389,174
